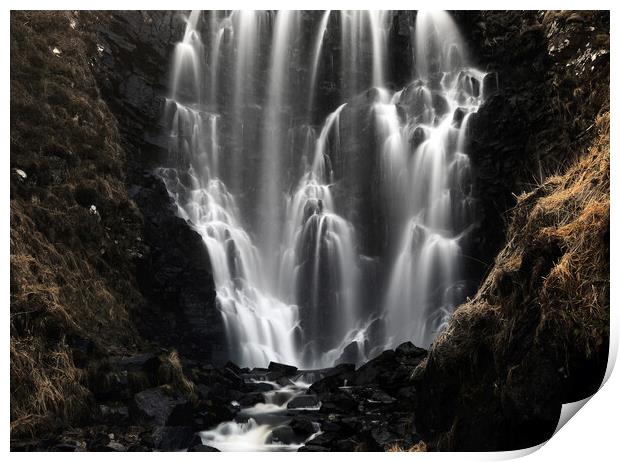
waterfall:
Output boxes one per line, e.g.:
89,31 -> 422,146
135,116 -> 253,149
258,11 -> 298,280
160,10 -> 486,368
340,11 -> 390,98
368,11 -> 388,88
278,104 -> 361,367
170,10 -> 203,102
381,11 -> 484,349
162,12 -> 300,367
207,13 -> 230,109
229,11 -> 264,193
307,10 -> 331,116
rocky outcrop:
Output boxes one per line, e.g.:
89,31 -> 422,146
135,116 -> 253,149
129,174 -> 224,360
82,11 -> 227,359
460,11 -> 610,274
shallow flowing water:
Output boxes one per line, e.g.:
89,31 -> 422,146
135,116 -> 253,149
199,378 -> 321,451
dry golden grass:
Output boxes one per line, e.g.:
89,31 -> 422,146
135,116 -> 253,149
387,441 -> 428,452
10,338 -> 90,438
157,351 -> 197,402
441,111 -> 609,350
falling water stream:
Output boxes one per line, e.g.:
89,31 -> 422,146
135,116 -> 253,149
161,10 -> 487,450
380,11 -> 484,349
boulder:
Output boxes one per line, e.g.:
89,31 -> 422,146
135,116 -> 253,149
247,381 -> 275,393
287,394 -> 320,409
116,353 -> 160,376
270,426 -> 296,445
224,360 -> 243,375
290,416 -> 317,438
86,432 -> 111,451
149,427 -> 201,451
316,391 -> 358,414
394,341 -> 427,366
335,341 -> 363,365
98,404 -> 130,423
196,402 -> 234,428
133,387 -> 193,426
106,442 -> 127,452
298,444 -> 329,452
333,437 -> 363,452
51,442 -> 80,452
309,364 -> 355,394
238,392 -> 265,407
267,361 -> 298,377
274,376 -> 295,387
191,364 -> 244,398
370,422 -> 401,449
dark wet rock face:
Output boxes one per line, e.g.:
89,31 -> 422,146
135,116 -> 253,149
133,387 -> 193,427
129,174 -> 225,360
268,361 -> 299,377
85,12 -> 228,360
459,11 -> 610,281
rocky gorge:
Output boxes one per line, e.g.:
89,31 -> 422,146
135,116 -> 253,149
10,10 -> 609,452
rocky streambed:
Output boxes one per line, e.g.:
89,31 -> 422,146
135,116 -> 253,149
11,342 -> 426,452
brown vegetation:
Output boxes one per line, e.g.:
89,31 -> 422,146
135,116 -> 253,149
10,11 -> 146,437
387,441 -> 428,452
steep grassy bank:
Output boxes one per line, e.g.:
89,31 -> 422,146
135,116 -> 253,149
10,11 -> 148,437
413,111 -> 610,450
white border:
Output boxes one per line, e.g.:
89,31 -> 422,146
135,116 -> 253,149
2,2 -> 617,460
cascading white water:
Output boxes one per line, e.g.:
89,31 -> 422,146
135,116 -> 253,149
368,11 -> 389,88
162,11 -> 377,369
340,11 -> 390,99
380,11 -> 484,349
229,11 -> 265,193
278,104 -> 361,367
161,10 -> 486,371
162,12 -> 299,367
207,13 -> 230,109
307,10 -> 331,116
159,98 -> 300,367
258,11 -> 299,279
171,11 -> 203,101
